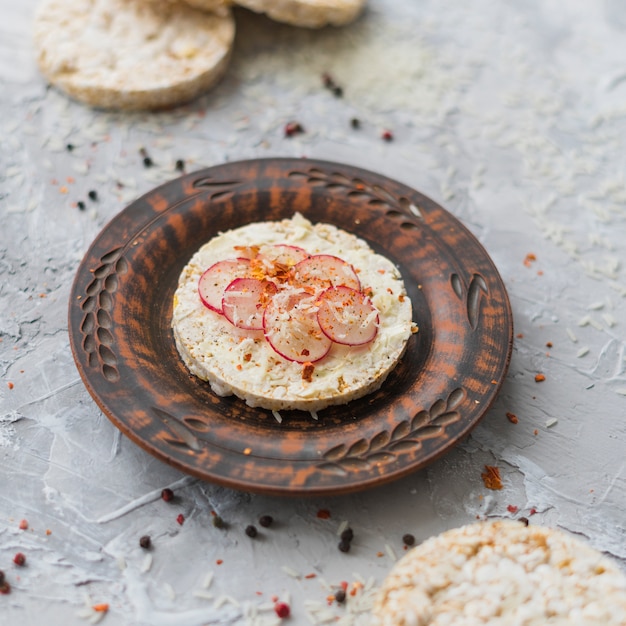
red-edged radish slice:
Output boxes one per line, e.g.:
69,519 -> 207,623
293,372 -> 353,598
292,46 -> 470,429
222,278 -> 277,330
317,285 -> 379,345
198,258 -> 251,314
263,290 -> 332,363
292,254 -> 361,292
259,244 -> 308,267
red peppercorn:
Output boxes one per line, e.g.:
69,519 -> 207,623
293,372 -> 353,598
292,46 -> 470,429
274,601 -> 290,618
18,519 -> 28,530
382,130 -> 394,142
0,581 -> 10,595
176,514 -> 185,526
161,488 -> 174,502
13,553 -> 25,566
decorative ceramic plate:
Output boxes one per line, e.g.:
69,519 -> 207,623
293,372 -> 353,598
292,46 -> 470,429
68,158 -> 513,496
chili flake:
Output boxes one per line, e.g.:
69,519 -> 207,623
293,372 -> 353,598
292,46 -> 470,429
507,504 -> 519,514
274,601 -> 290,618
481,465 -> 503,490
316,509 -> 331,519
176,513 -> 185,525
535,373 -> 546,382
506,412 -> 519,424
92,603 -> 109,613
284,121 -> 304,137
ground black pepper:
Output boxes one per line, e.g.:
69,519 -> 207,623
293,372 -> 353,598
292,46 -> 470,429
350,117 -> 361,129
66,144 -> 74,152
259,515 -> 273,528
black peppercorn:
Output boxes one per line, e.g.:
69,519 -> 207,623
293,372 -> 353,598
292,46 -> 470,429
66,143 -> 74,152
175,159 -> 185,172
143,156 -> 154,168
245,525 -> 258,538
402,533 -> 415,546
88,190 -> 98,201
334,588 -> 346,603
340,527 -> 354,542
350,117 -> 361,129
77,201 -> 86,211
139,535 -> 151,549
338,539 -> 351,553
259,515 -> 273,528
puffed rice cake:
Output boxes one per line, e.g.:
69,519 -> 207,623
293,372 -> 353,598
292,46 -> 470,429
373,520 -> 626,625
33,0 -> 235,110
233,0 -> 366,28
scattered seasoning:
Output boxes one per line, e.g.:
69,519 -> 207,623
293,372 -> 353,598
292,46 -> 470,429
161,488 -> 174,502
340,527 -> 354,542
546,341 -> 553,348
507,504 -> 519,514
481,465 -> 503,490
334,588 -> 346,603
284,121 -> 304,137
381,129 -> 394,142
534,373 -> 546,383
302,362 -> 315,382
19,519 -> 28,530
92,603 -> 109,613
523,253 -> 537,267
316,509 -> 331,520
519,516 -> 529,526
13,553 -> 25,566
143,156 -> 154,168
274,601 -> 290,619
0,570 -> 10,595
176,513 -> 185,525
243,447 -> 252,455
66,143 -> 74,152
259,515 -> 273,528
321,72 -> 343,97
402,533 -> 415,546
7,382 -> 13,390
529,507 -> 537,515
350,117 -> 361,129
88,190 -> 98,201
506,411 -> 519,424
216,559 -> 223,565
77,200 -> 86,211
175,159 -> 185,172
245,525 -> 258,538
139,535 -> 152,549
212,514 -> 226,529
304,573 -> 316,579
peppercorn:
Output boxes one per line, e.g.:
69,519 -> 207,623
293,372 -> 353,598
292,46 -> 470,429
402,533 -> 415,546
176,513 -> 185,525
139,535 -> 151,549
13,553 -> 25,566
350,117 -> 361,129
259,515 -> 273,528
382,129 -> 394,142
143,156 -> 154,168
88,190 -> 98,201
175,159 -> 185,172
274,601 -> 290,618
340,527 -> 354,542
284,121 -> 304,137
77,201 -> 86,211
333,86 -> 343,98
161,488 -> 174,502
66,143 -> 74,152
0,581 -> 10,595
334,588 -> 346,603
245,525 -> 258,538
338,538 -> 351,553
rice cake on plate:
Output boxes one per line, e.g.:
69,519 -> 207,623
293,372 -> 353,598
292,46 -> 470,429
372,520 -> 626,626
171,213 -> 414,413
233,0 -> 366,28
33,0 -> 235,110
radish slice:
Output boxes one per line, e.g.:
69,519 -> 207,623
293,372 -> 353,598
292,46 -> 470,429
263,290 -> 332,363
222,278 -> 277,330
293,254 -> 361,292
259,244 -> 308,267
198,258 -> 251,314
317,286 -> 379,345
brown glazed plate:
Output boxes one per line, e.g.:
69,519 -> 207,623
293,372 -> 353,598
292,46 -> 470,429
68,158 -> 513,496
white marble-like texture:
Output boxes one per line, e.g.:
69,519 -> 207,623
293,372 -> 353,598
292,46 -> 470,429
1,0 -> 625,624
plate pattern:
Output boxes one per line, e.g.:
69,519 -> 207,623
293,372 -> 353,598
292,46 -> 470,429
69,158 -> 513,495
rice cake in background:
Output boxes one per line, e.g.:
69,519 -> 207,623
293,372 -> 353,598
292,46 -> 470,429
373,520 -> 626,626
233,0 -> 366,28
33,0 -> 235,111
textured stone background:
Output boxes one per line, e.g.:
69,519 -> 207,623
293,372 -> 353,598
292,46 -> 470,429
1,1 -> 625,624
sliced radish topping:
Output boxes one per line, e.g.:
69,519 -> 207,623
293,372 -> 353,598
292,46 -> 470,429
198,258 -> 251,314
263,290 -> 332,363
259,244 -> 308,267
293,254 -> 361,292
317,285 -> 379,345
222,278 -> 277,330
